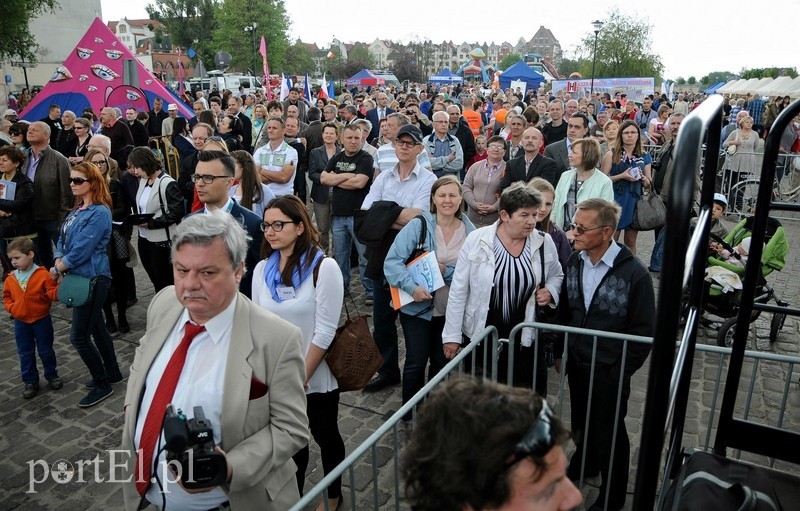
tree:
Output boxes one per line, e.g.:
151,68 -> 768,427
741,67 -> 798,79
499,53 -> 522,71
283,41 -> 314,76
146,0 -> 217,72
576,9 -> 663,79
676,77 -> 686,85
1,0 -> 58,63
700,71 -> 735,86
388,42 -> 422,83
687,76 -> 696,85
212,0 -> 290,73
333,43 -> 374,79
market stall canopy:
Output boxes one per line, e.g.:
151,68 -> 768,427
717,79 -> 744,94
429,68 -> 463,83
754,76 -> 793,96
704,81 -> 727,94
345,69 -> 385,87
21,17 -> 193,121
498,61 -> 545,91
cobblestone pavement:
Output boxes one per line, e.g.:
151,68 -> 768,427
2,211 -> 799,510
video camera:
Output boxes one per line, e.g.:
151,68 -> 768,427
164,405 -> 227,489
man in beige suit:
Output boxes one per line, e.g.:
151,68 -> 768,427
121,212 -> 309,510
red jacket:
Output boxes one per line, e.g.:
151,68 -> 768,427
3,266 -> 58,323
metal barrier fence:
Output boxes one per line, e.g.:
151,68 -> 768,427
289,322 -> 800,511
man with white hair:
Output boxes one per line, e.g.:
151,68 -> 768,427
161,103 -> 179,137
22,121 -> 72,268
99,107 -> 133,163
673,93 -> 689,115
54,110 -> 78,157
424,110 -> 463,178
195,90 -> 209,109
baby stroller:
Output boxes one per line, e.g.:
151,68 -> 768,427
702,216 -> 789,347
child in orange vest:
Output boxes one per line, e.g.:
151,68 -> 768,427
3,237 -> 61,399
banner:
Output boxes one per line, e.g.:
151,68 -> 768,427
259,36 -> 271,100
551,77 -> 655,103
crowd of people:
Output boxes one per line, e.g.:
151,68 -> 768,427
1,81 -> 797,511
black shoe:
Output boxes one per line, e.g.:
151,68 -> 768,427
363,374 -> 400,393
47,377 -> 63,390
118,318 -> 130,334
85,372 -> 124,389
78,386 -> 113,408
23,382 -> 40,399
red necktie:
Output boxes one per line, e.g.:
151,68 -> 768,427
136,322 -> 206,496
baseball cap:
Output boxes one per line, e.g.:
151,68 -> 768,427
4,109 -> 17,118
167,103 -> 178,111
396,124 -> 423,144
713,193 -> 728,208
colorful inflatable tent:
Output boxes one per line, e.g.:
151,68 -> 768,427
456,48 -> 495,83
21,17 -> 193,121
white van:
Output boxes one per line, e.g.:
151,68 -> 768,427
206,71 -> 262,94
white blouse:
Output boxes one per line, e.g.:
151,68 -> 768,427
252,257 -> 344,394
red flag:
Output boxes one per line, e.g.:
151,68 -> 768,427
177,48 -> 185,97
259,36 -> 271,101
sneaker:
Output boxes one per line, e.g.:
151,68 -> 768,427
78,386 -> 113,408
47,377 -> 64,390
23,382 -> 40,399
84,372 -> 124,389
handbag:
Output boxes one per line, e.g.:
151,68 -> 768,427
326,293 -> 383,392
57,273 -> 96,307
726,131 -> 739,155
405,215 -> 428,265
632,189 -> 667,231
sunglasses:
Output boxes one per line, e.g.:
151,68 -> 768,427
504,401 -> 556,469
70,177 -> 90,185
569,223 -> 605,235
9,131 -> 20,136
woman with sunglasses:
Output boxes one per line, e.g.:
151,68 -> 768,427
0,145 -> 36,273
9,122 -> 31,157
69,117 -> 93,165
84,149 -> 131,334
251,195 -> 345,511
551,138 -> 614,243
128,146 -> 185,292
443,184 -> 563,395
51,162 -> 121,407
385,175 -> 475,417
217,114 -> 243,152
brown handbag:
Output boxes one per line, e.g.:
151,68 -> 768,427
326,294 -> 383,392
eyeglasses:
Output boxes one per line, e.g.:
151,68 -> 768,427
504,401 -> 556,469
260,220 -> 295,232
191,173 -> 231,184
488,144 -> 505,150
70,177 -> 90,185
90,160 -> 107,166
569,223 -> 606,235
395,139 -> 419,148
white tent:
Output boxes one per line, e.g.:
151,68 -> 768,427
727,78 -> 760,94
774,76 -> 800,97
755,76 -> 792,96
746,77 -> 773,95
717,79 -> 744,94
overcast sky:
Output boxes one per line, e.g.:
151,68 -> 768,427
101,0 -> 798,80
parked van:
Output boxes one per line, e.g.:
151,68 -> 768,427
204,71 -> 262,94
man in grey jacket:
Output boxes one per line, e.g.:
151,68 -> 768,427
22,121 -> 72,268
423,111 -> 463,178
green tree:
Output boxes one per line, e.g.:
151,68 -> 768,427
146,0 -> 217,71
333,43 -> 374,79
1,0 -> 58,63
700,71 -> 735,86
676,77 -> 686,85
212,0 -> 290,73
557,56 -> 588,78
283,41 -> 315,76
576,9 -> 663,79
687,76 -> 696,85
388,42 -> 422,83
499,53 -> 522,71
741,67 -> 798,79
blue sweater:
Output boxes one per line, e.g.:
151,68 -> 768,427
55,204 -> 112,279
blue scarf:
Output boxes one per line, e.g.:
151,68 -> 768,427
263,247 -> 323,303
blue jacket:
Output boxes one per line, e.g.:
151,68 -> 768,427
55,204 -> 112,279
384,211 -> 475,319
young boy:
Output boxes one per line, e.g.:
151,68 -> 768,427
2,237 -> 61,399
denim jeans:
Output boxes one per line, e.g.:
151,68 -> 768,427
399,314 -> 447,409
373,279 -> 400,381
69,276 -> 120,387
650,226 -> 666,272
331,215 -> 372,297
35,220 -> 60,269
15,317 -> 58,384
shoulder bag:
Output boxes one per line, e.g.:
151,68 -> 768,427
325,292 -> 383,392
726,130 -> 739,155
632,189 -> 667,231
405,215 -> 428,264
58,273 -> 95,307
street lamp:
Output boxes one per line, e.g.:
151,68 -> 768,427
243,23 -> 258,75
590,20 -> 603,97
